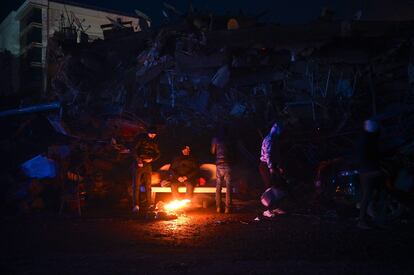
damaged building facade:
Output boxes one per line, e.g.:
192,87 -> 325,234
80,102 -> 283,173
0,0 -> 142,98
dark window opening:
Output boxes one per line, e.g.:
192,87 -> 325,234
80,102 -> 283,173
21,8 -> 42,28
27,27 -> 42,43
20,26 -> 42,49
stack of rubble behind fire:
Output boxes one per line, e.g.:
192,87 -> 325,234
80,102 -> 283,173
3,6 -> 414,212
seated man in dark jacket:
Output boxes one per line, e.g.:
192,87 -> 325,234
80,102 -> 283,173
169,145 -> 199,200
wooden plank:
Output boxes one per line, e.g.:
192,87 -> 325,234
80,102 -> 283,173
151,186 -> 234,193
150,186 -> 236,203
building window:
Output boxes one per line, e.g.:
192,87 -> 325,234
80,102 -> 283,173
27,27 -> 42,43
20,26 -> 42,49
21,7 -> 42,28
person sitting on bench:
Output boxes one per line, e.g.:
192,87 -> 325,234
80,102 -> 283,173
169,145 -> 199,200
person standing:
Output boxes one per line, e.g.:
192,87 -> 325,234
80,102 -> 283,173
211,126 -> 233,213
259,122 -> 287,217
131,126 -> 160,212
357,119 -> 385,229
259,122 -> 284,188
169,145 -> 199,200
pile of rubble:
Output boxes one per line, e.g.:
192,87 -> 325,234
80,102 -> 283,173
47,10 -> 414,165
3,5 -> 414,212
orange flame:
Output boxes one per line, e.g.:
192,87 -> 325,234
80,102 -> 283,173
164,199 -> 191,211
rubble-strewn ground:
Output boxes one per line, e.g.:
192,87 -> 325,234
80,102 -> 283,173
1,200 -> 413,275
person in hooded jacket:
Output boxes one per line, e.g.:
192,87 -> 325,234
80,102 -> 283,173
259,122 -> 284,188
259,122 -> 287,217
131,126 -> 160,212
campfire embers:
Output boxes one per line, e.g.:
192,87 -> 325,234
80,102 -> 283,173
148,199 -> 191,220
164,199 -> 191,212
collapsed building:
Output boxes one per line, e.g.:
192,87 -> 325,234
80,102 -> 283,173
47,12 -> 414,162
0,0 -> 143,98
2,2 -> 414,212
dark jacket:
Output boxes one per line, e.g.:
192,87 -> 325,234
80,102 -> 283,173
133,134 -> 160,162
211,137 -> 233,166
170,155 -> 199,183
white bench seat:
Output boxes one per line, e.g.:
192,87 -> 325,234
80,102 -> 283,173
150,186 -> 235,202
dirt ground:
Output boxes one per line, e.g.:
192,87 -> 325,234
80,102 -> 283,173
1,199 -> 413,275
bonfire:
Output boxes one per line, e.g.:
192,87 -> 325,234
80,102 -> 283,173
153,199 -> 191,220
163,199 -> 191,212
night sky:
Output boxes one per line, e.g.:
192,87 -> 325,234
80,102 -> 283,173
2,0 -> 414,26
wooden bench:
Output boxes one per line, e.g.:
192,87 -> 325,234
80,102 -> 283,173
150,186 -> 235,203
150,163 -> 236,203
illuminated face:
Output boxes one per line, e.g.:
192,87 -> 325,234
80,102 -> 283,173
148,133 -> 156,139
182,146 -> 190,156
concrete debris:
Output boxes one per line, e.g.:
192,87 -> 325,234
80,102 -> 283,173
3,7 -> 414,214
42,16 -> 414,143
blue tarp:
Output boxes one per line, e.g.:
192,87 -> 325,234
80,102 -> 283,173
21,155 -> 57,179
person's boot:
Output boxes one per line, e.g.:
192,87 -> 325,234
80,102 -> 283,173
225,207 -> 231,214
132,205 -> 140,213
263,210 -> 275,218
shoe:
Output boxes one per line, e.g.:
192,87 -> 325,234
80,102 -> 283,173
225,208 -> 231,214
132,205 -> 140,213
216,207 -> 221,213
263,210 -> 275,218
